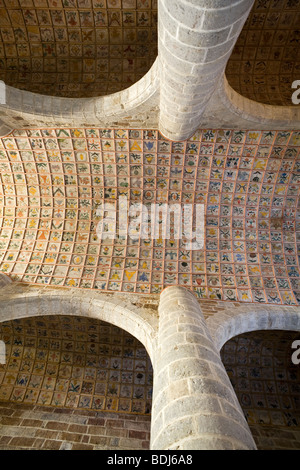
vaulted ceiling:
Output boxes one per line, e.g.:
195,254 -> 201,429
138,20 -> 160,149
0,314 -> 153,413
226,0 -> 300,106
0,0 -> 300,306
0,127 -> 299,306
0,0 -> 299,106
0,0 -> 157,97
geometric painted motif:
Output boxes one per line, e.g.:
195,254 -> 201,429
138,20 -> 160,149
0,127 -> 300,305
0,316 -> 152,414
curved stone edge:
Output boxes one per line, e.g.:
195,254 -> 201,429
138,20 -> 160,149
1,44 -> 300,137
206,303 -> 300,352
0,284 -> 158,363
201,75 -> 300,130
0,59 -> 160,131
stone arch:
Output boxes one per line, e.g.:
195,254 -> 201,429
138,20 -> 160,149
219,75 -> 300,129
0,288 -> 157,363
207,306 -> 300,353
0,61 -> 160,132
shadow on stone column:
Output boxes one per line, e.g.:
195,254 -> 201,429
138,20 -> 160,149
150,286 -> 257,450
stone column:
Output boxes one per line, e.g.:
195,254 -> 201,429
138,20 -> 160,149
158,0 -> 255,141
150,286 -> 256,450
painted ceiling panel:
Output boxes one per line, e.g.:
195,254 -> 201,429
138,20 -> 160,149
226,0 -> 300,106
222,329 -> 300,449
0,127 -> 300,306
0,315 -> 153,413
0,0 -> 157,97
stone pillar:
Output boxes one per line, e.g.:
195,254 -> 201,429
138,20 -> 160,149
158,0 -> 255,141
150,286 -> 256,450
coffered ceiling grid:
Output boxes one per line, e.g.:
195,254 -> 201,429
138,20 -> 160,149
0,127 -> 300,306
